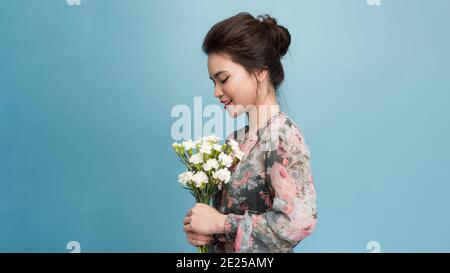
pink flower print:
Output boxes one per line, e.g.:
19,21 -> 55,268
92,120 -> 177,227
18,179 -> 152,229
235,227 -> 243,252
283,203 -> 294,215
252,214 -> 263,227
241,138 -> 258,158
232,171 -> 252,188
282,158 -> 289,167
282,215 -> 317,242
270,162 -> 297,215
259,191 -> 273,208
277,141 -> 287,156
224,219 -> 232,234
308,173 -> 314,183
248,235 -> 254,249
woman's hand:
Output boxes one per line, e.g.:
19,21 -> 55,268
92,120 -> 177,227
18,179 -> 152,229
185,231 -> 214,247
183,203 -> 228,235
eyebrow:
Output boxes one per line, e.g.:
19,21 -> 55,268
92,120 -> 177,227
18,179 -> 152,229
209,70 -> 228,80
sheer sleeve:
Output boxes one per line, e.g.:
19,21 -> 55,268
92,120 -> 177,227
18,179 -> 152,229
223,124 -> 317,252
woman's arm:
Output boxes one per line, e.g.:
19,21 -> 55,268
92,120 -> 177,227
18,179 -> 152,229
222,128 -> 317,252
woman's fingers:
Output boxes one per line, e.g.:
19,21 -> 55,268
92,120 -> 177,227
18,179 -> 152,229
183,223 -> 192,232
186,232 -> 213,247
188,232 -> 213,241
186,208 -> 193,217
188,238 -> 208,247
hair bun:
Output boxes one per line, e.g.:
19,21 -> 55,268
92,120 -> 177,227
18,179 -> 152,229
203,12 -> 290,90
257,14 -> 291,58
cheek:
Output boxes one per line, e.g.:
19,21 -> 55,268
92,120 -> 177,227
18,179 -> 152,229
225,77 -> 256,106
224,82 -> 257,118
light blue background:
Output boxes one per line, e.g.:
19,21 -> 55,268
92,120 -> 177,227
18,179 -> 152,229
1,0 -> 449,252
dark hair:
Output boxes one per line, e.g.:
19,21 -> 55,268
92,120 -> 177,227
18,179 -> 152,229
202,12 -> 291,91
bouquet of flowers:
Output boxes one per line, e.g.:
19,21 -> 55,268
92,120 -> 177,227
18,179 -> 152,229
172,135 -> 244,253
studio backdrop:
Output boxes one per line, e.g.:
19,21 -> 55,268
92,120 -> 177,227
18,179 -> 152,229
1,0 -> 449,252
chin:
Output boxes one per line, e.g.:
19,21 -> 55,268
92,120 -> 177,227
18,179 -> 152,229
226,110 -> 237,118
226,107 -> 245,118
226,104 -> 247,118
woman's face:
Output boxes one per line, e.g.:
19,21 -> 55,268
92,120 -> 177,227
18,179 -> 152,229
207,52 -> 258,118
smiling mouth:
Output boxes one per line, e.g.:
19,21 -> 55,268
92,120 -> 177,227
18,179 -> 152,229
221,100 -> 232,108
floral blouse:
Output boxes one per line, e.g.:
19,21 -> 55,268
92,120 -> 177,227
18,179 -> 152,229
209,111 -> 317,253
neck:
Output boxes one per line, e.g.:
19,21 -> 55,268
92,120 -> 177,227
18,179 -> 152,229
246,92 -> 280,136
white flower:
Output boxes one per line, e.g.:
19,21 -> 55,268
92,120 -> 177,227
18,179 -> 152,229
178,171 -> 193,186
189,153 -> 203,164
228,139 -> 239,151
218,152 -> 233,168
203,158 -> 219,171
191,171 -> 209,188
172,142 -> 183,149
182,140 -> 196,150
199,141 -> 212,155
213,144 -> 223,152
213,168 -> 231,184
234,150 -> 245,161
203,135 -> 220,143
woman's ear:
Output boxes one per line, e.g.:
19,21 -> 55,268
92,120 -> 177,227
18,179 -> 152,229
255,67 -> 269,83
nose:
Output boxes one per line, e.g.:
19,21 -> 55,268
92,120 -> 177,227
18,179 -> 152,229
214,85 -> 223,98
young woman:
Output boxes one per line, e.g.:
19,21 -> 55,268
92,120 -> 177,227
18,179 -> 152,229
182,12 -> 317,253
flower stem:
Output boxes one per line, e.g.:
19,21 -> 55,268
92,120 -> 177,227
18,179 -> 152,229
197,245 -> 208,253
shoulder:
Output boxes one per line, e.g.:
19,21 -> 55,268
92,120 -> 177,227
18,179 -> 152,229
261,112 -> 311,159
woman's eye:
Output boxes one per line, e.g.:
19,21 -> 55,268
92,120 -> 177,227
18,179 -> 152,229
221,77 -> 229,84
